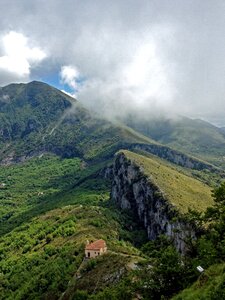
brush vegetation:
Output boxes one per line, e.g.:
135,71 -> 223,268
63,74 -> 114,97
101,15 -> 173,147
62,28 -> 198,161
0,154 -> 144,300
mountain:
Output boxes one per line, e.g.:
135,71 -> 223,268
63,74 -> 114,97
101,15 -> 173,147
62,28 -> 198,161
125,115 -> 225,168
1,81 -> 219,174
0,81 -> 157,164
0,81 -> 224,299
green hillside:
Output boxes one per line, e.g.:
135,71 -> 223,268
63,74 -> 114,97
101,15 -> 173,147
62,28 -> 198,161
122,150 -> 213,213
126,116 -> 225,168
0,154 -> 143,300
0,204 -> 140,300
0,81 -> 156,164
0,81 -> 224,299
1,81 -> 218,171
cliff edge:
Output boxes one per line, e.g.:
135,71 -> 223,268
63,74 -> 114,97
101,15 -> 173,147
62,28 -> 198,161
110,151 -> 213,253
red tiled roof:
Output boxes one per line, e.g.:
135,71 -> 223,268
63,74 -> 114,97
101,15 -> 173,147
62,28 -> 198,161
85,239 -> 106,250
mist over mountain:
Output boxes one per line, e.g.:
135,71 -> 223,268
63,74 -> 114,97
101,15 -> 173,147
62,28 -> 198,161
0,1 -> 225,125
0,81 -> 161,164
0,1 -> 225,299
125,114 -> 225,167
1,80 -> 225,170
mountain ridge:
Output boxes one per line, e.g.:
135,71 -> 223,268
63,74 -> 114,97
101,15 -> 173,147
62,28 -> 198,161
125,114 -> 225,168
0,81 -> 223,177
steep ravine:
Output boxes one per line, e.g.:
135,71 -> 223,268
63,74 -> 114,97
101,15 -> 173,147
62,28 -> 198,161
110,152 -> 196,254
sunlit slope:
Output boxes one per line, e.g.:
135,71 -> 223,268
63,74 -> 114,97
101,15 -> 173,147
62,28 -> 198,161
0,204 -> 140,300
122,150 -> 213,213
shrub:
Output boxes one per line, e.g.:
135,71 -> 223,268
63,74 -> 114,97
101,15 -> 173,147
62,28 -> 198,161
72,290 -> 89,300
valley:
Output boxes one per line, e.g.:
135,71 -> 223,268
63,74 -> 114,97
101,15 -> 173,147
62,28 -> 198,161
0,81 -> 224,299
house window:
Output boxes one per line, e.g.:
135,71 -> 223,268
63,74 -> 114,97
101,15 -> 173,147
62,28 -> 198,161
88,252 -> 90,258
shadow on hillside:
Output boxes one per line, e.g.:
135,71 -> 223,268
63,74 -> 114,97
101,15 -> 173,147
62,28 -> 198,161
0,170 -> 111,236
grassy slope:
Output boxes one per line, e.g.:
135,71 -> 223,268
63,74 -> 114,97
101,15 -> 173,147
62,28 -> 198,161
134,149 -> 223,188
122,150 -> 213,213
173,263 -> 225,300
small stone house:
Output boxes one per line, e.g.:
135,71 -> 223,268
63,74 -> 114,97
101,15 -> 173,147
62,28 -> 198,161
85,239 -> 107,258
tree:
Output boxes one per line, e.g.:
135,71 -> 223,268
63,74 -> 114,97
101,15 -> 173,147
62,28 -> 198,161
206,182 -> 225,222
197,182 -> 225,265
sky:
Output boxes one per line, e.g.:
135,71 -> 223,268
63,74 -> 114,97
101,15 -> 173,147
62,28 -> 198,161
0,0 -> 225,125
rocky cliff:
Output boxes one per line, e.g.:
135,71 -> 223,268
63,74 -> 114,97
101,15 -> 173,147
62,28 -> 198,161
110,152 -> 196,254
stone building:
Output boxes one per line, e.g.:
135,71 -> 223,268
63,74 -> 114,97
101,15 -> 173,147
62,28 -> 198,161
85,239 -> 107,258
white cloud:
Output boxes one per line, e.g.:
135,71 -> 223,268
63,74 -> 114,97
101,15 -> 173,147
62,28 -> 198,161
121,40 -> 175,106
60,89 -> 76,98
76,29 -> 177,119
1,1 -> 225,124
0,31 -> 46,84
60,65 -> 80,91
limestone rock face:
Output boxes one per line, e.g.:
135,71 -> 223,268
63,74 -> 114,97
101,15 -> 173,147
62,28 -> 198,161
110,152 -> 196,254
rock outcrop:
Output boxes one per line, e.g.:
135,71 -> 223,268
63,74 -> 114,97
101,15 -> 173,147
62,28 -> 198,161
110,152 -> 196,254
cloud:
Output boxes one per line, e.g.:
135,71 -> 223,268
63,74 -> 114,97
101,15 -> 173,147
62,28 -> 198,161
60,89 -> 75,98
0,31 -> 46,85
0,1 -> 225,124
60,65 -> 80,91
75,26 -> 178,119
0,94 -> 10,103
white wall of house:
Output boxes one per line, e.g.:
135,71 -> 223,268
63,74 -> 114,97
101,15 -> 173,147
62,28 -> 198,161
85,246 -> 107,258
